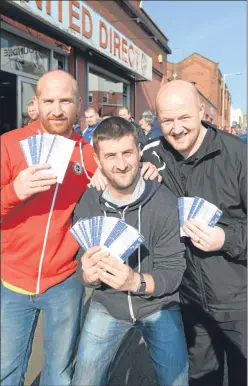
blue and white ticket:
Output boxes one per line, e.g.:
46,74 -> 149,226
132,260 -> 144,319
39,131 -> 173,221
19,133 -> 75,183
192,199 -> 223,226
70,216 -> 144,263
178,197 -> 223,237
178,197 -> 195,236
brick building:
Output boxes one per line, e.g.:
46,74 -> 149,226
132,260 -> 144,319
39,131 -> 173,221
0,0 -> 171,133
166,53 -> 231,128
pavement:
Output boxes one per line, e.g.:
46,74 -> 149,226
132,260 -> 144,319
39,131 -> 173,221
24,289 -> 227,386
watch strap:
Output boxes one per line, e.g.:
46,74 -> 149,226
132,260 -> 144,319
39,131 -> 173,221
134,273 -> 146,295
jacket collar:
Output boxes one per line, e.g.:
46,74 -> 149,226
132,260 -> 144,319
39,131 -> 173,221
158,122 -> 221,163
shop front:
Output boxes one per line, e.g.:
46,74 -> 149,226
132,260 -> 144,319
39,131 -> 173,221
0,15 -> 70,133
1,0 -> 170,132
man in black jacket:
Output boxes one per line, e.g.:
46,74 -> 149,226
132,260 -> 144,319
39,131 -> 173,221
72,117 -> 188,386
141,80 -> 247,386
118,105 -> 147,147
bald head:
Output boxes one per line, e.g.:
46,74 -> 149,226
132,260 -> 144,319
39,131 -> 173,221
85,107 -> 98,115
156,80 -> 200,111
155,80 -> 206,159
36,70 -> 79,100
33,70 -> 82,137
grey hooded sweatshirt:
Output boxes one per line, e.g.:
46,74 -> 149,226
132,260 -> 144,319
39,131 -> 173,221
73,179 -> 186,322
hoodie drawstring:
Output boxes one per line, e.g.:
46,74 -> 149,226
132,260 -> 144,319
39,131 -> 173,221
79,142 -> 91,181
138,205 -> 141,273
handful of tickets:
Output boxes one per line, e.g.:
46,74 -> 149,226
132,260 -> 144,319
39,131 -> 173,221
19,133 -> 75,183
178,197 -> 223,237
70,216 -> 145,263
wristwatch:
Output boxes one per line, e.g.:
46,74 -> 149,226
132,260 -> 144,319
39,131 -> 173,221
134,273 -> 146,295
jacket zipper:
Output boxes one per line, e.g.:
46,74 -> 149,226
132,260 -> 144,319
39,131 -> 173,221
120,208 -> 136,323
36,183 -> 59,294
165,159 -> 209,310
185,167 -> 209,311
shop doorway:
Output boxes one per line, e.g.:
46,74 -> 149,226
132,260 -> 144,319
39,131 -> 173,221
17,76 -> 37,128
0,71 -> 38,134
0,70 -> 17,135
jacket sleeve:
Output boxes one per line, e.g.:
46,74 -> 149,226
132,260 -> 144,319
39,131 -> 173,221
220,148 -> 247,259
141,141 -> 164,169
1,137 -> 22,219
143,207 -> 186,298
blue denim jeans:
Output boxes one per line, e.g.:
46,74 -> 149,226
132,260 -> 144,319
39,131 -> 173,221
1,274 -> 84,386
73,301 -> 189,386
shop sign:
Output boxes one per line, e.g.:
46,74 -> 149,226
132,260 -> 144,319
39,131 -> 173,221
12,0 -> 153,80
1,43 -> 49,75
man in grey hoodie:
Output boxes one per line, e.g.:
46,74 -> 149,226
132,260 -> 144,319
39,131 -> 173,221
72,117 -> 188,386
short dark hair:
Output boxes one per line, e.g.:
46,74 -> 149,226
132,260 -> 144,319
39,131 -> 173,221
93,116 -> 138,152
85,107 -> 98,115
118,106 -> 130,114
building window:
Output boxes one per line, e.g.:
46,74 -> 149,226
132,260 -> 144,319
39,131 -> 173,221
88,66 -> 130,116
89,93 -> 93,103
1,30 -> 49,77
102,93 -> 108,103
53,52 -> 67,71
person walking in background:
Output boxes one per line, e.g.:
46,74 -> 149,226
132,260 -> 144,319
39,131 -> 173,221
72,116 -> 188,386
1,70 -> 96,386
139,110 -> 162,141
118,105 -> 146,147
82,107 -> 101,144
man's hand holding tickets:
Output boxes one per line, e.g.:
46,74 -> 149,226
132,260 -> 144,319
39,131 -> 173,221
183,219 -> 225,252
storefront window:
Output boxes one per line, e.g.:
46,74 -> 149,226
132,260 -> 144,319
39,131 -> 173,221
53,52 -> 66,71
1,31 -> 49,77
88,67 -> 129,115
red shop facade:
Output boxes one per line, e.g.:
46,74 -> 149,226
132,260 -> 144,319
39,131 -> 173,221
0,0 -> 171,132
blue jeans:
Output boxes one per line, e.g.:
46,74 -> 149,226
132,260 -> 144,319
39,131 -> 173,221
73,301 -> 188,386
1,274 -> 84,386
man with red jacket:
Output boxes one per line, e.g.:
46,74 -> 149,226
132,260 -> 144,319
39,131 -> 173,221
0,70 -> 96,386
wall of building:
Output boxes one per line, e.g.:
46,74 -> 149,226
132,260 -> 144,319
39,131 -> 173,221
167,53 -> 231,128
198,93 -> 217,125
2,1 -> 170,129
135,70 -> 162,119
84,1 -> 167,120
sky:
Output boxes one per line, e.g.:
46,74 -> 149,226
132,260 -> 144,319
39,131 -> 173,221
143,0 -> 247,112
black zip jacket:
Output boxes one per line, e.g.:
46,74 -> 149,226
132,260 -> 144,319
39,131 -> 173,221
142,124 -> 247,317
73,180 -> 186,322
130,120 -> 147,148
